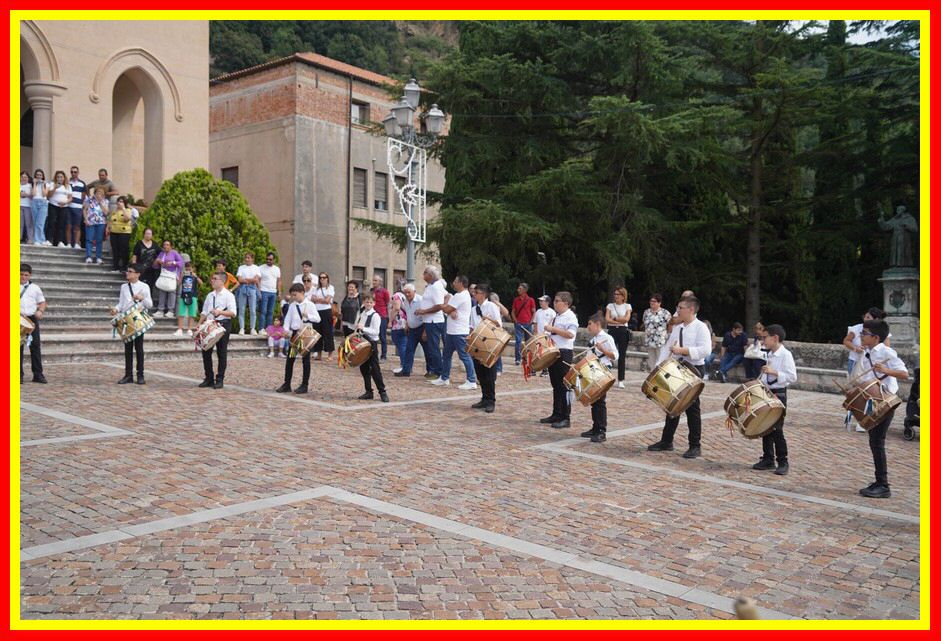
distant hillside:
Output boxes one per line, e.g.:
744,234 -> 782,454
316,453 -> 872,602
210,21 -> 459,79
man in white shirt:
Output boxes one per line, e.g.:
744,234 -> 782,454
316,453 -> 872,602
541,291 -> 579,429
258,252 -> 282,335
751,324 -> 797,475
469,283 -> 502,412
113,264 -> 154,385
432,275 -> 477,390
236,252 -> 262,335
856,319 -> 909,499
19,264 -> 47,384
396,284 -> 426,377
416,264 -> 447,380
276,283 -> 320,395
292,260 -> 314,284
199,272 -> 237,389
648,295 -> 712,458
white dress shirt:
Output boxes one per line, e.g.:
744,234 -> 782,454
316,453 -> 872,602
116,281 -> 153,314
359,310 -> 381,341
470,300 -> 501,329
201,288 -> 237,321
659,317 -> 712,366
760,344 -> 797,390
550,309 -> 579,350
446,289 -> 473,335
855,342 -> 906,395
589,330 -> 618,367
283,300 -> 321,332
20,282 -> 46,317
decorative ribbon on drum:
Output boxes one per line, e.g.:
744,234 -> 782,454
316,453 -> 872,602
338,335 -> 355,369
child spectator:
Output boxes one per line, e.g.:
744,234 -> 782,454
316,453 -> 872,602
266,316 -> 288,357
175,262 -> 203,336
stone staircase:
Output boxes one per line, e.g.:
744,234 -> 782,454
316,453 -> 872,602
20,244 -> 268,363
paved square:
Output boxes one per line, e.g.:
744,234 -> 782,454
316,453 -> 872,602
19,356 -> 921,620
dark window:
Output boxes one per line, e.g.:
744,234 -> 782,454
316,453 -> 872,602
352,265 -> 366,284
374,172 -> 388,211
221,166 -> 239,187
353,168 -> 367,208
351,101 -> 370,125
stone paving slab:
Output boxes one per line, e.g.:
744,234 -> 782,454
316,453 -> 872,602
21,414 -> 90,442
18,359 -> 922,620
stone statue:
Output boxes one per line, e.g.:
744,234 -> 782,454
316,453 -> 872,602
878,204 -> 918,268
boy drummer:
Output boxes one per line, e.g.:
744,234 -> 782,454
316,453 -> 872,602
470,283 -> 502,413
112,263 -> 153,385
856,319 -> 908,499
199,272 -> 237,389
355,294 -> 389,402
276,283 -> 320,395
751,324 -> 796,475
582,312 -> 618,442
540,291 -> 578,429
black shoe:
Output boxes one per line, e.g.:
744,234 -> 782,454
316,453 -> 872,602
484,404 -> 495,413
551,419 -> 571,429
380,392 -> 389,403
276,383 -> 291,393
32,375 -> 48,384
539,415 -> 559,424
580,429 -> 597,438
136,376 -> 146,385
752,458 -> 775,471
859,482 -> 879,495
294,384 -> 308,394
394,371 -> 411,377
117,375 -> 134,385
774,462 -> 789,476
213,380 -> 224,389
682,446 -> 701,459
380,356 -> 387,361
590,432 -> 607,443
860,484 -> 891,499
647,441 -> 674,452
198,378 -> 214,388
716,372 -> 726,383
358,391 -> 374,400
472,400 -> 488,409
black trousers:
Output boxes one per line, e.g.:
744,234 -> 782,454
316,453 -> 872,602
111,233 -> 131,271
202,320 -> 231,381
474,359 -> 497,405
20,314 -> 43,379
284,330 -> 311,386
591,394 -> 607,431
48,204 -> 69,246
359,340 -> 386,394
660,364 -> 704,446
609,326 -> 630,382
548,348 -> 574,420
868,408 -> 896,485
314,313 -> 335,353
124,335 -> 144,377
761,389 -> 788,463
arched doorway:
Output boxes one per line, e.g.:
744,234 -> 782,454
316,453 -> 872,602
111,67 -> 164,202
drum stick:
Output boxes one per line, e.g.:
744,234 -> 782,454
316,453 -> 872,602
846,359 -> 890,387
521,325 -> 535,337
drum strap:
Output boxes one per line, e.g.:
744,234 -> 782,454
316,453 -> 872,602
20,282 -> 30,299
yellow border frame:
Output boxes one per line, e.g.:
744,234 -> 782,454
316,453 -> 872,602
9,10 -> 930,631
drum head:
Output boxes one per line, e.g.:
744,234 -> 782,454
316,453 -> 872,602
740,405 -> 784,438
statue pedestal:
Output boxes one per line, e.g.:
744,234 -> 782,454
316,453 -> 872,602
879,267 -> 920,345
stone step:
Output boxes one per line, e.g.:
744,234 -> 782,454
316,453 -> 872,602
36,332 -> 269,364
20,245 -> 113,259
18,257 -> 121,272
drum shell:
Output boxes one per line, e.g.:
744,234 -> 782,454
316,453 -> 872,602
522,334 -> 560,371
467,319 -> 511,368
20,315 -> 35,345
641,359 -> 704,417
345,336 -> 373,367
563,353 -> 616,407
842,379 -> 902,430
291,325 -> 322,356
724,380 -> 785,439
111,304 -> 155,344
194,318 -> 226,351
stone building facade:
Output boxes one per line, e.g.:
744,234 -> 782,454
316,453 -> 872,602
19,20 -> 209,202
209,52 -> 445,288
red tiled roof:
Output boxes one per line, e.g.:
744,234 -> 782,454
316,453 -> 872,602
210,52 -> 398,88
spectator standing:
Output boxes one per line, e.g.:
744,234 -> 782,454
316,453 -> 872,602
292,260 -> 314,284
86,168 -> 119,205
340,280 -> 362,337
511,283 -> 536,366
47,170 -> 72,247
132,228 -> 160,305
416,265 -> 448,380
174,262 -> 203,336
107,197 -> 133,272
371,275 -> 391,361
19,171 -> 33,244
213,259 -> 239,292
310,272 -> 336,360
432,274 -> 477,390
153,240 -> 183,317
82,186 -> 108,263
235,251 -> 261,334
390,280 -> 408,373
31,169 -> 51,246
715,322 -> 748,382
605,286 -> 633,388
68,166 -> 86,249
642,293 -> 673,371
258,252 -> 281,333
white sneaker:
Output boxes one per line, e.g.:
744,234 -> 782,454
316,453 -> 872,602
393,367 -> 403,374
250,329 -> 258,335
617,381 -> 625,389
85,257 -> 92,263
260,329 -> 268,337
855,424 -> 866,433
57,242 -> 66,248
44,240 -> 52,246
173,329 -> 183,336
430,377 -> 450,386
496,372 -> 502,377
187,329 -> 193,336
34,242 -> 43,246
165,312 -> 174,319
96,258 -> 103,264
238,329 -> 245,335
458,381 -> 477,390
73,244 -> 81,250
267,352 -> 274,358
153,311 -> 163,318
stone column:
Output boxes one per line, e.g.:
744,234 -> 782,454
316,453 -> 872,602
23,80 -> 66,174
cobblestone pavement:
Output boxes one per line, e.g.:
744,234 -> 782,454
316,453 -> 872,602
19,355 -> 922,620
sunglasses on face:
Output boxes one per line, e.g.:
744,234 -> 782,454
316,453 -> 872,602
860,330 -> 876,337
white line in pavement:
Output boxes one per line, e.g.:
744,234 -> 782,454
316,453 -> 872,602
20,403 -> 134,447
20,484 -> 792,619
528,411 -> 731,449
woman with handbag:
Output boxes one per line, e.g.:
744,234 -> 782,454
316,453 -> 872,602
743,322 -> 768,380
153,240 -> 183,318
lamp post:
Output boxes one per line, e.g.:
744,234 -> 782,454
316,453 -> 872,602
383,78 -> 445,284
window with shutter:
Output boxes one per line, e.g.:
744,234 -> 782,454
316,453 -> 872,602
353,168 -> 367,209
374,172 -> 388,211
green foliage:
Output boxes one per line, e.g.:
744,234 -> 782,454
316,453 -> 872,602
131,169 -> 276,302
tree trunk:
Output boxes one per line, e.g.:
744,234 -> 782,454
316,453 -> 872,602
746,128 -> 763,331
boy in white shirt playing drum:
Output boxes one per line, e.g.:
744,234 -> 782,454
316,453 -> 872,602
582,313 -> 618,442
276,283 -> 320,395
